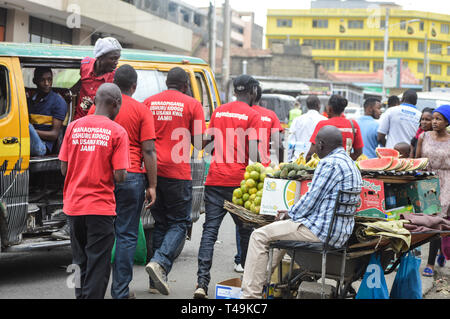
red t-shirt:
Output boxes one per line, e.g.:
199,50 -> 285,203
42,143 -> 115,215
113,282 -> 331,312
309,116 -> 364,151
252,104 -> 284,166
74,57 -> 115,120
59,115 -> 130,216
205,101 -> 262,187
88,94 -> 156,173
143,90 -> 206,180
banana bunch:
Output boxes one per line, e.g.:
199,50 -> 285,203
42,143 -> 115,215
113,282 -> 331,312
295,152 -> 306,166
305,153 -> 320,169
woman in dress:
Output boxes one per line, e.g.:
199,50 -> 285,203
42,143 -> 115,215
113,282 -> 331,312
410,107 -> 434,157
416,104 -> 450,277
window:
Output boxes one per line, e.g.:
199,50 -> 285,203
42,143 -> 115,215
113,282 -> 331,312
448,65 -> 450,76
0,65 -> 10,118
380,19 -> 386,29
339,40 -> 370,51
374,40 -> 389,51
402,60 -> 409,69
348,20 -> 364,29
316,60 -> 335,71
338,60 -> 370,72
430,43 -> 442,55
420,21 -> 424,31
418,62 -> 424,73
277,19 -> 292,28
312,19 -> 328,28
418,41 -> 424,52
195,72 -> 213,121
29,16 -> 72,44
373,61 -> 384,72
430,64 -> 441,75
441,24 -> 449,34
303,39 -> 335,50
0,8 -> 6,42
393,40 -> 408,52
400,20 -> 406,30
194,14 -> 202,27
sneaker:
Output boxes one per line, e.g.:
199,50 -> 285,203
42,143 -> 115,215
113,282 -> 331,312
148,279 -> 159,294
145,261 -> 170,295
127,291 -> 136,299
234,263 -> 244,273
51,223 -> 70,240
193,284 -> 208,299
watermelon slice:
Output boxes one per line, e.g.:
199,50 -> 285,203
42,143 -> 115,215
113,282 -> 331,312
409,158 -> 429,171
396,159 -> 409,171
385,158 -> 403,171
376,148 -> 400,158
358,157 -> 394,171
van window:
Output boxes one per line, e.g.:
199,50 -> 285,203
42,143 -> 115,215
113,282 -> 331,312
195,72 -> 212,121
0,65 -> 10,118
132,69 -> 194,103
133,69 -> 168,102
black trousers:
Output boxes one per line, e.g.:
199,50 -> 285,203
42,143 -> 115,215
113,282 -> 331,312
68,215 -> 115,299
427,238 -> 442,266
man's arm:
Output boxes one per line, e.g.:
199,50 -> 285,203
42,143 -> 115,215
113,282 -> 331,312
351,148 -> 363,161
60,161 -> 67,176
142,139 -> 157,209
114,169 -> 127,183
377,133 -> 387,147
36,118 -> 63,141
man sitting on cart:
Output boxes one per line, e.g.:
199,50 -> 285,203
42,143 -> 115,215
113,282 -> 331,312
241,125 -> 363,299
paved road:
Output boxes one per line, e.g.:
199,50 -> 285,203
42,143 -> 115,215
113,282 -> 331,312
0,212 -> 240,299
1,212 -> 448,299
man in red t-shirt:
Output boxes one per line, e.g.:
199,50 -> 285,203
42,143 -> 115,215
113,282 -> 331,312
252,84 -> 284,166
72,37 -> 122,120
59,83 -> 129,299
193,74 -> 263,299
308,94 -> 363,161
143,67 -> 206,296
88,65 -> 157,299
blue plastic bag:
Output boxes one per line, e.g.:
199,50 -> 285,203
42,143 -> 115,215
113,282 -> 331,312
356,253 -> 389,299
390,252 -> 422,299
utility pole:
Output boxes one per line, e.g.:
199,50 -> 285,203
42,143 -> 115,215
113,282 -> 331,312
423,32 -> 428,91
382,8 -> 389,103
208,1 -> 216,73
222,0 -> 231,102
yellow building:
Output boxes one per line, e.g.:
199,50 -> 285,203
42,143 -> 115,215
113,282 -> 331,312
266,7 -> 450,88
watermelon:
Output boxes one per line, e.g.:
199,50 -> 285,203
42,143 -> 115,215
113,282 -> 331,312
409,158 -> 429,171
376,148 -> 400,158
396,159 -> 409,171
357,157 -> 394,171
385,158 -> 403,171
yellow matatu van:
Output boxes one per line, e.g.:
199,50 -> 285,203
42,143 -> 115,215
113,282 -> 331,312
0,42 -> 220,256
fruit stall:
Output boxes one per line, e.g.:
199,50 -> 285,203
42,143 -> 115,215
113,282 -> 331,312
225,147 -> 442,226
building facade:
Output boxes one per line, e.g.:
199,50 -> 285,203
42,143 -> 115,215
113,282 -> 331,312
266,1 -> 450,89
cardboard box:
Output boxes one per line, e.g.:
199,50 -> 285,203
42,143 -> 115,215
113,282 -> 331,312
292,178 -> 387,219
357,178 -> 386,219
215,278 -> 242,299
391,178 -> 442,215
384,205 -> 415,220
260,178 -> 302,216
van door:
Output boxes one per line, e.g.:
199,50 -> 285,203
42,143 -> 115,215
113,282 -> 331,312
0,57 -> 29,246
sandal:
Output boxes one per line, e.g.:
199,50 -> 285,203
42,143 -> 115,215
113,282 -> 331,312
437,254 -> 446,267
422,267 -> 434,277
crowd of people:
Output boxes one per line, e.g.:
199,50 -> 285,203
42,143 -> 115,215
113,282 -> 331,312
27,36 -> 450,299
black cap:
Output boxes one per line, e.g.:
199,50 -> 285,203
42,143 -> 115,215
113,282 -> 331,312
233,75 -> 259,94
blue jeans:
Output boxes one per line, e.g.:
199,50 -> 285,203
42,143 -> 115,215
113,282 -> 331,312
235,225 -> 242,265
29,124 -> 47,156
151,176 -> 192,274
197,186 -> 254,287
111,172 -> 146,299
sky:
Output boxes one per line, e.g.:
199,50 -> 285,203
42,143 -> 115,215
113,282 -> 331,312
185,0 -> 449,29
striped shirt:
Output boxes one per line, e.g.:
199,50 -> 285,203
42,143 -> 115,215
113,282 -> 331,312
288,147 -> 362,248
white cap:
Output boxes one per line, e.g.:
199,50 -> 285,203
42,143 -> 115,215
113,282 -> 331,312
93,37 -> 122,58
